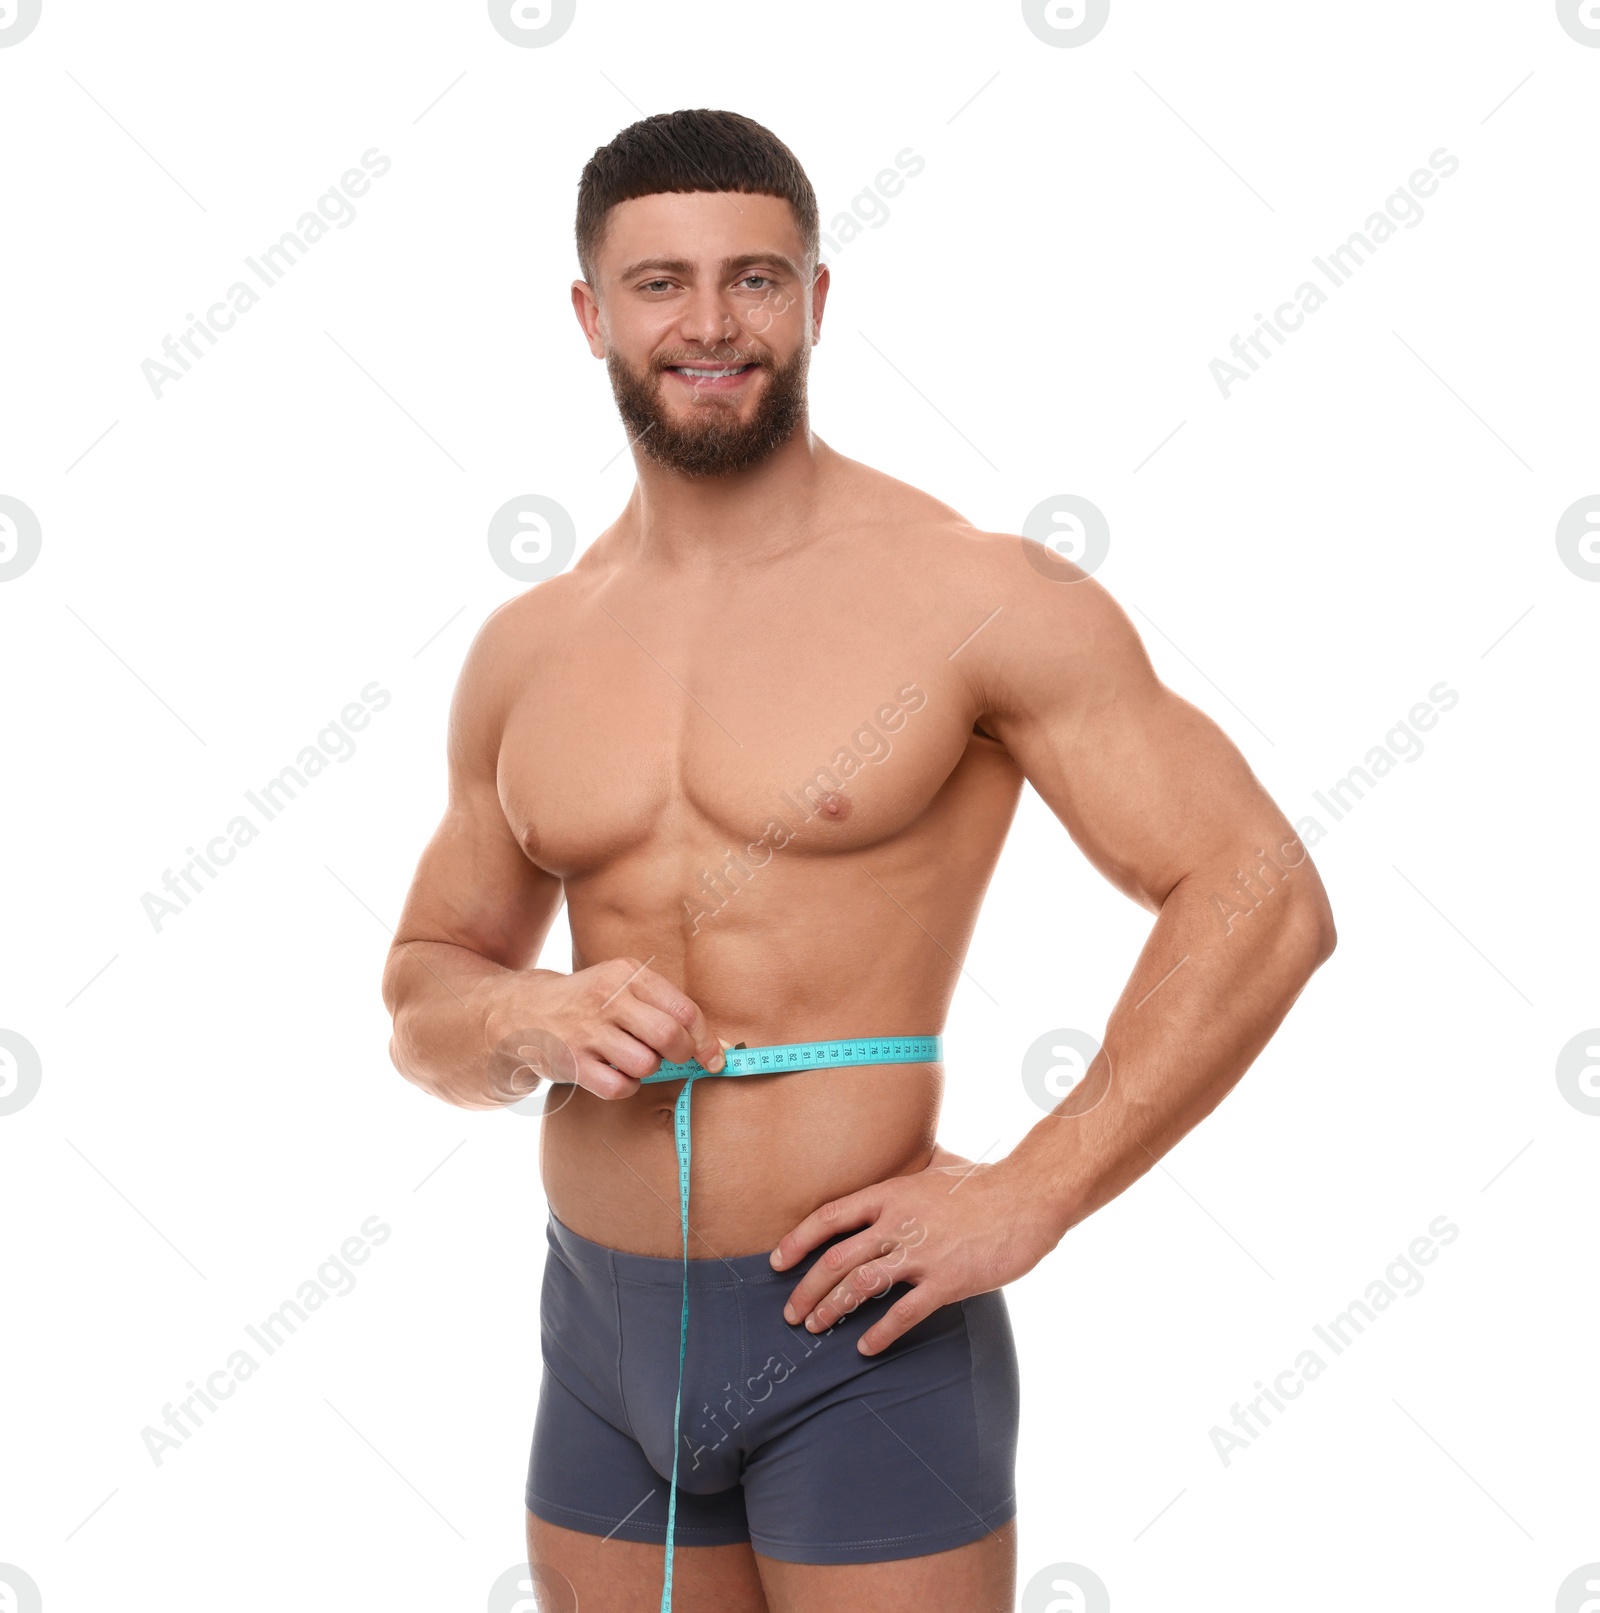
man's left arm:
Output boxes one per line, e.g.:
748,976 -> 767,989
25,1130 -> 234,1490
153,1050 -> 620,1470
771,539 -> 1337,1351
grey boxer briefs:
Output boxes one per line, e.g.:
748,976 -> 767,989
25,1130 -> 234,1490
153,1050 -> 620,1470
526,1208 -> 1020,1564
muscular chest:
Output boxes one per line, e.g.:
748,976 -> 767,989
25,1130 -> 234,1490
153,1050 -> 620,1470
496,613 -> 966,879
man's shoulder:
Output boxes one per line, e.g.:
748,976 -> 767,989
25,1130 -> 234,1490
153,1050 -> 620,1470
837,471 -> 1141,698
838,456 -> 1081,562
449,570 -> 597,742
834,454 -> 970,535
468,566 -> 593,662
833,456 -> 1028,571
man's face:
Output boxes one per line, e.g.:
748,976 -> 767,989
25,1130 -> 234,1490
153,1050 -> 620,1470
575,191 -> 825,477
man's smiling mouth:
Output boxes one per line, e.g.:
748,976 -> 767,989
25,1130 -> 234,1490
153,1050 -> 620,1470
666,363 -> 757,378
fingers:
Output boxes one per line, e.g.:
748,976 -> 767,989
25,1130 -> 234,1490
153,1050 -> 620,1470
858,1283 -> 943,1356
592,1024 -> 670,1082
780,1224 -> 943,1356
780,1227 -> 904,1328
577,1048 -> 642,1100
608,992 -> 702,1070
539,955 -> 725,1100
769,1191 -> 878,1275
610,960 -> 725,1072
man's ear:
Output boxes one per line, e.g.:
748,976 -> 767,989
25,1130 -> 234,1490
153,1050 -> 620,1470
810,261 -> 831,343
571,279 -> 605,358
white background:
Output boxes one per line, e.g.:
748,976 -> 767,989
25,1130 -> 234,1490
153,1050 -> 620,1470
1,2 -> 1596,1610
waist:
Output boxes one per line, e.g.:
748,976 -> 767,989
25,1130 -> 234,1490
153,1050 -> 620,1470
540,1046 -> 944,1257
637,1033 -> 944,1083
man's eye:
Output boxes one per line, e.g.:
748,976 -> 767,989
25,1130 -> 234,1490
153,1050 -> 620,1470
642,280 -> 671,292
740,275 -> 771,289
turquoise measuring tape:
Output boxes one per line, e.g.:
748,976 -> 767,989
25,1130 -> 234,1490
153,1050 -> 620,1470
634,1034 -> 942,1613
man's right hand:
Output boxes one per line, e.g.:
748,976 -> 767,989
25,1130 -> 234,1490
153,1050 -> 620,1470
483,957 -> 726,1105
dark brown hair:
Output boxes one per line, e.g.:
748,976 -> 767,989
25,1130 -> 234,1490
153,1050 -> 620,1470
575,109 -> 819,288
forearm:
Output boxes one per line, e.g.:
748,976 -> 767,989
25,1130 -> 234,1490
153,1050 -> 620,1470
1003,853 -> 1336,1242
383,939 -> 560,1111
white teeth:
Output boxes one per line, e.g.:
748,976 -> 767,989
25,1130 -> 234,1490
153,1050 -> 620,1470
672,366 -> 749,378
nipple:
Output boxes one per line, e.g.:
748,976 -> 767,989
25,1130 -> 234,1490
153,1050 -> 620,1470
818,791 -> 852,821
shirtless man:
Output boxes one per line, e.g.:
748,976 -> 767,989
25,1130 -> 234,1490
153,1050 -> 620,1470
381,108 -> 1336,1613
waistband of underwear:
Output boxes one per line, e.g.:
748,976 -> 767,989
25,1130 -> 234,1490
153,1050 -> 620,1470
544,1208 -> 853,1290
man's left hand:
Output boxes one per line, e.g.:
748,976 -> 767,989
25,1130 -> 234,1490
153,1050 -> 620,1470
769,1143 -> 1063,1354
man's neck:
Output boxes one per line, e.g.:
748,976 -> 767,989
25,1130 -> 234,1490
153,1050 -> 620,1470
614,430 -> 839,571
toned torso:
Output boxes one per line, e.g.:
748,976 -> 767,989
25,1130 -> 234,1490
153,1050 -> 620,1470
496,459 -> 1026,1258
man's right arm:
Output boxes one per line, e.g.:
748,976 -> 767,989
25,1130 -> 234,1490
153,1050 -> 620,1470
380,599 -> 724,1110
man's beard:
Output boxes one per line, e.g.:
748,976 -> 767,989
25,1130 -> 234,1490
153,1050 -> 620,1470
605,341 -> 809,478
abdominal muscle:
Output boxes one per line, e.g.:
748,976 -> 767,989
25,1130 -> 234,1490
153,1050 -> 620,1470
528,823 -> 979,1258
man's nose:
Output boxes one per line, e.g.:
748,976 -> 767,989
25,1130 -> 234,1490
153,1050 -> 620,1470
675,288 -> 742,355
